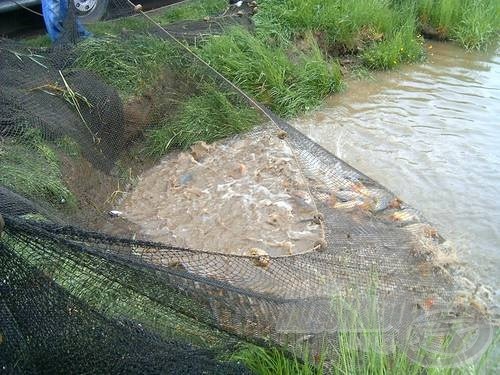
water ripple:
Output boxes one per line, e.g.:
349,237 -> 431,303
293,42 -> 500,295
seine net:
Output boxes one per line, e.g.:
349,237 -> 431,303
0,0 -> 495,372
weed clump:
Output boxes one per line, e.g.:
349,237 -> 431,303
74,35 -> 183,98
261,0 -> 396,51
232,344 -> 323,375
146,85 -> 259,157
255,0 -> 498,68
362,20 -> 425,70
199,27 -> 342,118
417,0 -> 499,50
254,0 -> 425,69
231,299 -> 499,375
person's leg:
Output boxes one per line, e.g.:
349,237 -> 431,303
41,0 -> 64,41
41,0 -> 90,42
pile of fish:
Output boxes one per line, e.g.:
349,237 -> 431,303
118,128 -> 324,256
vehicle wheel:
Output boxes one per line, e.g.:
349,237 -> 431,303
73,0 -> 109,24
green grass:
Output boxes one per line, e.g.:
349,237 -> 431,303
254,0 -> 425,69
232,344 -> 324,375
23,0 -> 498,53
233,335 -> 499,375
417,0 -> 499,50
362,19 -> 425,70
22,34 -> 51,48
87,16 -> 150,36
198,27 -> 342,118
257,0 -> 398,50
55,136 -> 81,158
0,134 -> 76,208
146,84 -> 259,157
232,291 -> 499,375
255,0 -> 498,67
73,34 -> 183,98
451,1 -> 499,50
153,0 -> 226,25
86,0 -> 225,37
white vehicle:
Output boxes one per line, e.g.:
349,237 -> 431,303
0,0 -> 110,23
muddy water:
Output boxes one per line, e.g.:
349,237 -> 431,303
292,42 -> 500,303
119,128 -> 323,256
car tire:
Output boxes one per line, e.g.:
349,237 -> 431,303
73,0 -> 109,24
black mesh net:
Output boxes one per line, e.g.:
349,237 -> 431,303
0,0 -> 496,373
0,238 -> 249,374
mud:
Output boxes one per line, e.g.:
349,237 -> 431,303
118,127 -> 324,256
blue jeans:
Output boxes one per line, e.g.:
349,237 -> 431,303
41,0 -> 90,42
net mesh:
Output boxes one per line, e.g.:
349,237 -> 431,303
0,0 -> 495,372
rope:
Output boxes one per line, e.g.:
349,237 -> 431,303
125,0 -> 326,243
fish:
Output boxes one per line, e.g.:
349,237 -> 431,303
333,200 -> 365,210
287,230 -> 317,240
190,141 -> 212,161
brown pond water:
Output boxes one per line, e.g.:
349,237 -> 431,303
119,127 -> 323,257
292,42 -> 500,305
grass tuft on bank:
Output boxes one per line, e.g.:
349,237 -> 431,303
74,35 -> 183,98
198,27 -> 343,118
146,85 -> 259,157
233,342 -> 497,375
417,0 -> 499,50
232,344 -> 323,375
362,19 -> 425,70
256,0 -> 396,49
254,0 -> 426,69
232,323 -> 499,375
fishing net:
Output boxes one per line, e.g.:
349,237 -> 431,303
0,0 -> 496,372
